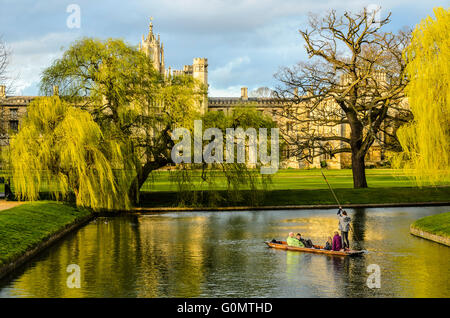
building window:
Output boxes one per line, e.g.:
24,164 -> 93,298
9,120 -> 18,132
10,108 -> 18,120
286,122 -> 293,132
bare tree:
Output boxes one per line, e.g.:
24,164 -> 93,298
0,36 -> 12,141
275,9 -> 412,188
0,36 -> 10,87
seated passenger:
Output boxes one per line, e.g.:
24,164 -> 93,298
297,233 -> 313,248
324,236 -> 333,250
287,232 -> 305,247
332,231 -> 342,251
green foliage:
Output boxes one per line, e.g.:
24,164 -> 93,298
10,97 -> 130,210
40,38 -> 204,205
34,38 -> 276,208
202,106 -> 276,130
0,201 -> 91,266
170,107 -> 276,206
392,7 -> 450,185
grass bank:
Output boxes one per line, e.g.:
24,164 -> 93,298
0,201 -> 92,268
141,169 -> 450,191
137,186 -> 450,208
411,212 -> 450,238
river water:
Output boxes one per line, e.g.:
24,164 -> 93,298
0,206 -> 449,297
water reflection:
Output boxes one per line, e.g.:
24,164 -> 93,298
351,208 -> 367,250
0,207 -> 449,297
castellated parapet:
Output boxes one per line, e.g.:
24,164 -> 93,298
193,58 -> 208,86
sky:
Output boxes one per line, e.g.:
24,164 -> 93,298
0,0 -> 448,97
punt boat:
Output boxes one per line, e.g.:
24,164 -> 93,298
265,240 -> 365,256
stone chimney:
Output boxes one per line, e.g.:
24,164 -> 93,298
241,87 -> 248,100
0,85 -> 5,99
53,85 -> 59,96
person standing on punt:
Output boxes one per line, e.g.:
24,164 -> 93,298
337,208 -> 351,249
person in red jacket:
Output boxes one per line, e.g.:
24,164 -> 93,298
332,231 -> 342,251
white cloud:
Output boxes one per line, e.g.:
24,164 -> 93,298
209,85 -> 244,97
1,0 -> 446,96
7,32 -> 80,94
210,56 -> 251,85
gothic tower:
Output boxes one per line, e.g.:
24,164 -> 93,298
139,18 -> 165,75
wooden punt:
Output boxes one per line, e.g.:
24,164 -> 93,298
264,240 -> 365,257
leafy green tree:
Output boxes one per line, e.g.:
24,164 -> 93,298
172,107 -> 276,206
392,7 -> 450,185
11,97 -> 128,210
32,38 -> 276,208
40,38 -> 204,204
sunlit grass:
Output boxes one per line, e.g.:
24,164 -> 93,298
2,168 -> 449,195
140,168 -> 450,191
411,212 -> 450,237
0,201 -> 92,266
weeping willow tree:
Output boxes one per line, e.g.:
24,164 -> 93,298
392,7 -> 450,186
37,37 -> 273,208
171,107 -> 276,207
10,97 -> 129,210
39,38 -> 205,206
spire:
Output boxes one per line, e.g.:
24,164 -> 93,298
149,16 -> 154,35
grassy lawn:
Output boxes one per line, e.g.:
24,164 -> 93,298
3,168 -> 449,192
141,168 -> 449,191
0,201 -> 92,267
411,212 -> 450,238
2,169 -> 449,208
137,187 -> 450,208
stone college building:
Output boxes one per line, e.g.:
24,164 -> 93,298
0,20 -> 390,169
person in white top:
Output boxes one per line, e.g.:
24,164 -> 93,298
337,208 -> 351,249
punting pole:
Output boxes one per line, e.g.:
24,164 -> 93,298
320,170 -> 341,208
320,169 -> 361,242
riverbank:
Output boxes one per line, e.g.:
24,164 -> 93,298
410,212 -> 450,246
136,186 -> 450,209
0,201 -> 93,280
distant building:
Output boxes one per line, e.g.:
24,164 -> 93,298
0,19 -> 397,169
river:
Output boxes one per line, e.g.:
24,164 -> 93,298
0,206 -> 449,297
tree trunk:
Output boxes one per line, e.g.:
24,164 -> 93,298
128,159 -> 168,205
351,150 -> 368,188
349,115 -> 368,189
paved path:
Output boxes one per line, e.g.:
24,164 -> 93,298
0,200 -> 25,211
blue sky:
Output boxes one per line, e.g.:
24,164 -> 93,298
0,0 -> 448,96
